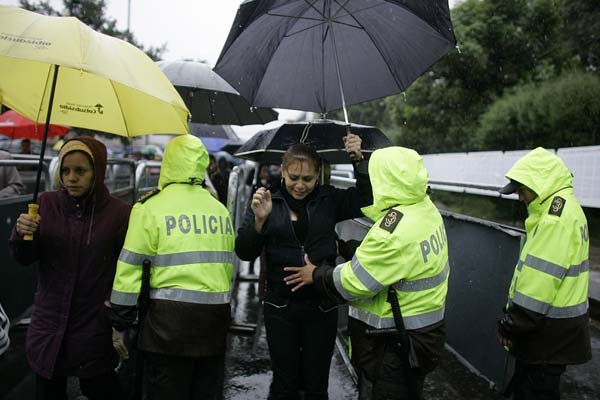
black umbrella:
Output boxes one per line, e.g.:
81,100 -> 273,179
189,123 -> 240,139
221,140 -> 245,155
234,119 -> 392,164
189,123 -> 242,153
215,0 -> 456,123
157,60 -> 278,125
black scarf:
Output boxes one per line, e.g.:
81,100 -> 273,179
281,184 -> 319,244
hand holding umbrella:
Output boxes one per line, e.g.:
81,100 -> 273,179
343,133 -> 363,161
15,212 -> 41,238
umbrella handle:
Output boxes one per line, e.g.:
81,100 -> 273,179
345,124 -> 361,162
23,203 -> 39,241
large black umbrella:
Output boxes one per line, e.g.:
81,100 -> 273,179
234,119 -> 392,164
157,60 -> 278,125
215,0 -> 456,123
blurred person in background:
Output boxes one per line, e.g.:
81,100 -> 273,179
20,138 -> 32,154
0,150 -> 24,198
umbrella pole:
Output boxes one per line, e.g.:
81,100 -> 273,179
329,23 -> 349,126
25,64 -> 59,241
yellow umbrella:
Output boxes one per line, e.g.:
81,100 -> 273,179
0,5 -> 191,237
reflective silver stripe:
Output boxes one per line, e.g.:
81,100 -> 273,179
349,306 -> 445,330
517,260 -> 524,271
154,251 -> 233,267
394,262 -> 449,292
333,264 -> 355,301
118,249 -> 234,267
351,256 -> 384,293
119,248 -> 151,266
150,288 -> 231,304
524,255 -> 566,279
512,292 -> 588,318
565,260 -> 589,277
110,290 -> 139,306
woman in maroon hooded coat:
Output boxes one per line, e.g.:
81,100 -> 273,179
10,137 -> 131,400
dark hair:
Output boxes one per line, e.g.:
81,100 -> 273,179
281,144 -> 321,173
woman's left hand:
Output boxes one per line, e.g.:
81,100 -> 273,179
284,255 -> 317,292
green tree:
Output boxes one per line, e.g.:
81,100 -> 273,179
336,0 -> 600,153
19,0 -> 166,60
476,71 -> 600,149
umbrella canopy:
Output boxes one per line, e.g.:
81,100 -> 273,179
0,110 -> 68,139
189,123 -> 241,153
234,119 -> 392,164
189,123 -> 240,140
0,5 -> 190,203
0,6 -> 189,137
220,140 -> 244,155
157,60 -> 278,125
215,0 -> 456,119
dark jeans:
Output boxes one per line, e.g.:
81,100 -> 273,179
512,361 -> 566,400
263,297 -> 338,400
143,352 -> 225,400
350,321 -> 425,400
35,371 -> 123,400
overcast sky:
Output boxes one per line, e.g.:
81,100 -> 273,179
2,0 -> 460,66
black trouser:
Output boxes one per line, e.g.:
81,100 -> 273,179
143,352 -> 225,400
263,298 -> 338,400
512,361 -> 566,400
350,323 -> 425,400
35,370 -> 123,400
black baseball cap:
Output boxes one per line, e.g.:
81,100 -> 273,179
499,179 -> 521,194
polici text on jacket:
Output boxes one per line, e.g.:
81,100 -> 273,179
165,214 -> 234,236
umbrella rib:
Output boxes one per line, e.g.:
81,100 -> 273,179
284,21 -> 328,38
222,92 -> 244,125
109,80 -> 131,136
266,12 -> 324,23
335,0 -> 404,90
331,2 -> 384,20
302,0 -> 326,19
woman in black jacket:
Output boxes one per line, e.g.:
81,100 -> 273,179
235,136 -> 371,400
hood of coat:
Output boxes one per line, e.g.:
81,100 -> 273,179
158,134 -> 209,189
58,136 -> 109,205
505,147 -> 573,207
361,146 -> 428,221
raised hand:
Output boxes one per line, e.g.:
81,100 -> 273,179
342,133 -> 363,161
251,187 -> 272,232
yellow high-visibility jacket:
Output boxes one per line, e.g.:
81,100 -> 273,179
110,135 -> 234,356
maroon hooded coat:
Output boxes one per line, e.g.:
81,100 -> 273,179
9,137 -> 131,379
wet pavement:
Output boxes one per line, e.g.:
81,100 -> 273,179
227,261 -> 600,400
2,261 -> 598,399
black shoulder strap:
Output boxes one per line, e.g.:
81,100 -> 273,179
387,286 -> 410,353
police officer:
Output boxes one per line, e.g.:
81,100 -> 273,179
497,147 -> 591,400
285,146 -> 449,399
109,135 -> 235,400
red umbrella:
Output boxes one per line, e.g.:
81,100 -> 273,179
0,110 -> 69,139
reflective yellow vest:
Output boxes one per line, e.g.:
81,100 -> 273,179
335,147 -> 449,330
506,148 -> 589,318
111,135 -> 235,307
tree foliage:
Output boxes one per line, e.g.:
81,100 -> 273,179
19,0 -> 166,60
477,72 -> 600,149
335,0 -> 600,153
